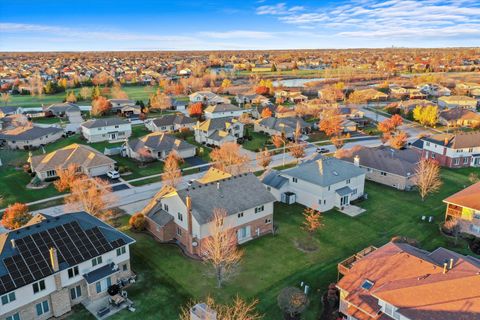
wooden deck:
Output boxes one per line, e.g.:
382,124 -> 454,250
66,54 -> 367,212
337,245 -> 377,277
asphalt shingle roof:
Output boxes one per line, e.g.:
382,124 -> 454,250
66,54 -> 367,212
81,117 -> 129,129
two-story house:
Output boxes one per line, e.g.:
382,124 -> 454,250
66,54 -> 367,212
443,181 -> 480,236
261,156 -> 366,213
203,104 -> 245,119
145,114 -> 196,133
336,242 -> 480,320
142,169 -> 276,256
421,131 -> 480,168
80,118 -> 132,143
253,116 -> 310,139
0,212 -> 135,320
437,95 -> 478,110
194,118 -> 244,147
188,91 -> 229,105
108,99 -> 136,113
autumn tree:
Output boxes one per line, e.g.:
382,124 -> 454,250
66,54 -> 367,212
65,90 -> 77,103
415,159 -> 442,201
319,109 -> 342,137
389,130 -> 408,149
79,87 -> 92,100
1,92 -> 11,105
91,86 -> 101,100
29,72 -> 44,97
150,90 -> 171,113
1,203 -> 32,230
179,296 -> 262,320
210,142 -> 249,175
92,71 -> 112,86
129,213 -> 146,231
302,207 -> 324,236
413,105 -> 438,127
377,114 -> 403,144
256,148 -> 272,169
111,84 -> 129,99
260,107 -> 272,118
54,164 -> 82,192
203,208 -> 243,288
294,120 -> 302,142
162,151 -> 183,188
66,177 -> 114,219
188,102 -> 203,117
288,141 -> 306,161
221,79 -> 232,89
91,96 -> 112,116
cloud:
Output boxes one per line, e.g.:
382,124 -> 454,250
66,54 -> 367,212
198,30 -> 275,39
256,3 -> 304,15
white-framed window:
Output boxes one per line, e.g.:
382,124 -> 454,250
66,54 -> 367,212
464,157 -> 469,164
68,266 -> 79,278
238,212 -> 244,218
470,224 -> 480,234
265,218 -> 272,224
454,158 -> 460,165
46,170 -> 56,177
116,246 -> 126,256
381,172 -> 387,176
6,313 -> 20,320
70,285 -> 81,300
352,189 -> 357,195
177,212 -> 183,221
346,179 -> 351,184
92,256 -> 103,267
431,153 -> 435,159
255,205 -> 264,213
163,204 -> 169,212
32,280 -> 46,294
1,292 -> 16,305
176,227 -> 182,236
35,300 -> 49,316
95,277 -> 111,294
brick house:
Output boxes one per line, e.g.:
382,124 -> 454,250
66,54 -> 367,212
421,131 -> 480,168
337,242 -> 480,320
0,212 -> 135,320
444,181 -> 480,236
142,169 -> 276,257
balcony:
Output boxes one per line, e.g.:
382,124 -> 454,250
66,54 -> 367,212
446,204 -> 462,218
338,246 -> 377,276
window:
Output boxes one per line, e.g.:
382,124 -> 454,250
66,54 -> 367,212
70,285 -> 81,300
95,277 -> 111,294
454,158 -> 460,165
474,212 -> 480,220
237,212 -> 244,218
6,313 -> 20,320
46,170 -> 56,177
470,224 -> 480,234
292,177 -> 298,183
176,227 -> 182,236
468,148 -> 473,152
255,205 -> 264,213
352,189 -> 357,195
265,218 -> 272,224
92,256 -> 103,267
116,246 -> 126,256
68,266 -> 79,278
163,204 -> 169,212
464,157 -> 469,164
361,280 -> 374,290
380,172 -> 387,176
177,212 -> 183,221
346,179 -> 351,184
115,125 -> 119,128
1,292 -> 15,305
35,300 -> 49,316
32,280 -> 46,294
328,186 -> 331,191
431,153 -> 435,159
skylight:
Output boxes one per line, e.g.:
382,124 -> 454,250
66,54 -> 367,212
361,279 -> 374,290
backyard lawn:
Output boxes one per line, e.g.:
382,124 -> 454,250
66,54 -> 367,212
68,167 -> 477,320
242,131 -> 272,152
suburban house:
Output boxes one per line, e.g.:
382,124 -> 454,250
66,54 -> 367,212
0,125 -> 63,149
261,156 -> 366,213
0,106 -> 23,118
118,105 -> 142,117
108,99 -> 136,112
398,99 -> 436,114
235,93 -> 269,105
29,143 -> 116,181
336,241 -> 480,320
0,212 -> 135,320
125,132 -> 196,161
418,83 -> 451,97
456,82 -> 480,96
338,146 -> 421,190
188,91 -> 229,105
251,104 -> 277,119
44,103 -> 81,118
389,85 -> 425,99
421,131 -> 480,168
443,181 -> 480,236
80,118 -> 132,143
353,88 -> 388,102
172,98 -> 188,113
194,117 -> 244,147
142,170 -> 276,256
438,109 -> 480,127
204,104 -> 245,119
437,95 -> 478,110
145,114 -> 196,132
254,116 -> 310,139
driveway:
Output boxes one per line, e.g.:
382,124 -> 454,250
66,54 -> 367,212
184,156 -> 210,171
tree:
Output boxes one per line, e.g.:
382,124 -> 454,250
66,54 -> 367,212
415,159 -> 442,201
277,287 -> 308,319
29,72 -> 44,97
91,86 -> 101,100
443,218 -> 460,244
203,208 -> 243,288
294,120 -> 302,143
319,109 -> 342,137
389,130 -> 408,149
92,71 -> 111,86
162,151 -> 183,188
54,164 -> 82,192
221,79 -> 232,89
1,203 -> 32,230
111,84 -> 129,99
256,148 -> 272,169
260,107 -> 272,118
377,114 -> 403,144
413,105 -> 438,127
91,96 -> 112,116
188,102 -> 203,117
255,86 -> 270,96
129,213 -> 146,231
79,87 -> 92,100
150,90 -> 171,113
1,92 -> 11,105
302,207 -> 323,235
65,90 -> 77,103
210,142 -> 249,175
179,296 -> 262,320
288,142 -> 306,161
272,134 -> 284,149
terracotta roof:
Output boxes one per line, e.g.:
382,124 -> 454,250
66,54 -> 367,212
443,181 -> 480,211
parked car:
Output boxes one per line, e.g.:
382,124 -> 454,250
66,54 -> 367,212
107,170 -> 120,179
316,147 -> 329,153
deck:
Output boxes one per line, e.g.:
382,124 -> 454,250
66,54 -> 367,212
337,245 -> 377,277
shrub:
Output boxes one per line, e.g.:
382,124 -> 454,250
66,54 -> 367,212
129,213 -> 146,231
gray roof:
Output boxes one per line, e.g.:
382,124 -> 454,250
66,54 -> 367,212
0,106 -> 20,115
205,103 -> 241,113
128,132 -> 196,154
339,146 -> 421,177
83,262 -> 119,284
257,116 -> 310,134
176,173 -> 276,224
0,126 -> 63,141
282,155 -> 365,187
148,210 -> 174,226
261,170 -> 289,189
152,114 -> 195,127
81,117 -> 129,129
46,103 -> 80,115
336,186 -> 353,196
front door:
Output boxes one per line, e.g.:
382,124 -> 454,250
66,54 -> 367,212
340,195 -> 349,206
110,133 -> 117,140
237,226 -> 251,243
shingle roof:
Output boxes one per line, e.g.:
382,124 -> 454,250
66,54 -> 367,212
196,117 -> 235,132
46,103 -> 80,114
81,117 -> 129,129
439,109 -> 480,122
151,114 -> 195,127
204,103 -> 242,113
128,132 -> 195,154
30,143 -> 116,172
423,131 -> 480,149
0,212 -> 135,295
443,181 -> 480,211
261,170 -> 289,189
0,126 -> 63,141
256,117 -> 309,135
282,156 -> 365,187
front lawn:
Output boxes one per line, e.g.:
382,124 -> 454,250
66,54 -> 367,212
243,131 -> 272,152
70,167 -> 477,320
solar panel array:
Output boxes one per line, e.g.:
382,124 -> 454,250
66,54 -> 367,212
0,221 -> 126,294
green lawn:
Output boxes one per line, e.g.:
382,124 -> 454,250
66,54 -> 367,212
68,167 -> 478,320
243,131 -> 272,152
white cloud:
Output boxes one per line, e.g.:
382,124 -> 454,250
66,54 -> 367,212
256,3 -> 304,15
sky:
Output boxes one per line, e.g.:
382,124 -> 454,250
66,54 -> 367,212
0,0 -> 479,51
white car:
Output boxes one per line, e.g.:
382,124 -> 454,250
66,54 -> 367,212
107,170 -> 120,179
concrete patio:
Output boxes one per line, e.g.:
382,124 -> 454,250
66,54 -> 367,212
338,205 -> 366,217
82,296 -> 134,320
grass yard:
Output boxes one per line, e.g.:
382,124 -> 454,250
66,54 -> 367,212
68,167 -> 478,320
243,131 -> 272,152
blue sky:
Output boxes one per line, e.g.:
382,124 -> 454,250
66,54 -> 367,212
0,0 -> 479,51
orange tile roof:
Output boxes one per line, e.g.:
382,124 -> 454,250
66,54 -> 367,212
443,181 -> 480,211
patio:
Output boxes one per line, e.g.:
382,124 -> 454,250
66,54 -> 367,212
338,205 -> 366,217
82,294 -> 135,320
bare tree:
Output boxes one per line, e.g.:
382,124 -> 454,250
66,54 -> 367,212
210,142 -> 250,175
1,92 -> 11,105
65,177 -> 114,220
256,148 -> 272,170
179,295 -> 262,320
415,159 -> 442,201
202,208 -> 243,288
162,151 -> 183,188
288,141 -> 306,161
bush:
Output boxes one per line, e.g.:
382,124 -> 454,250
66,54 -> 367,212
129,213 -> 146,231
469,237 -> 480,255
118,165 -> 129,174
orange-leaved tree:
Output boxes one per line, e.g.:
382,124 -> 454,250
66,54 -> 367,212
210,142 -> 249,175
1,203 -> 32,230
162,151 -> 183,188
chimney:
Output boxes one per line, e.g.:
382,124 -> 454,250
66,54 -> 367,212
353,155 -> 360,167
49,247 -> 59,272
318,158 -> 324,175
186,195 -> 193,236
449,258 -> 454,270
444,137 -> 449,146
